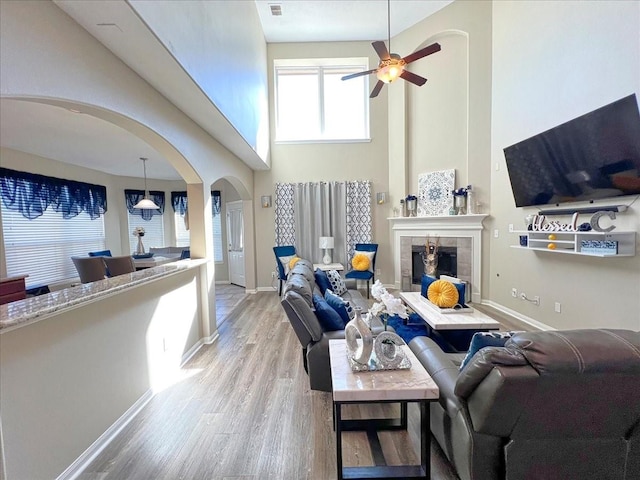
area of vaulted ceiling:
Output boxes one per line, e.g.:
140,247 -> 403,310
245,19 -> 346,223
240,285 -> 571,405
54,0 -> 269,172
129,0 -> 269,165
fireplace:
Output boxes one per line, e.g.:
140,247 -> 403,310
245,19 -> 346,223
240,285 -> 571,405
411,245 -> 457,284
389,215 -> 487,302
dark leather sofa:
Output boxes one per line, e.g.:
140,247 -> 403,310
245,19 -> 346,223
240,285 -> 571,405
280,258 -> 388,392
410,329 -> 640,480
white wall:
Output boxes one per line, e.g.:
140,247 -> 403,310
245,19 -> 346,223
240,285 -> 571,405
0,268 -> 203,480
254,41 -> 390,289
490,0 -> 640,329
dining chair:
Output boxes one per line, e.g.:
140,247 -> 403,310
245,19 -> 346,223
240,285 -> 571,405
102,255 -> 136,277
71,256 -> 107,284
345,243 -> 378,298
273,245 -> 296,296
88,249 -> 112,257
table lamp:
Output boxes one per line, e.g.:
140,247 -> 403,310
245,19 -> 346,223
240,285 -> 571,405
319,236 -> 334,265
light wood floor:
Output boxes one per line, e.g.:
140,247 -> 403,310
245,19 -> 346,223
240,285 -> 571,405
79,291 -> 478,480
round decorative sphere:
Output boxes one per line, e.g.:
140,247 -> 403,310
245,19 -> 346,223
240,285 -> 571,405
548,234 -> 557,240
427,280 -> 459,308
547,243 -> 557,250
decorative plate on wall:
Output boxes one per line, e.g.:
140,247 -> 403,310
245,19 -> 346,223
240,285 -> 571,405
418,169 -> 455,216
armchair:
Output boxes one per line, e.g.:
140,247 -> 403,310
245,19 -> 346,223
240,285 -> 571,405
71,256 -> 107,283
410,329 -> 640,480
345,243 -> 378,298
273,245 -> 296,295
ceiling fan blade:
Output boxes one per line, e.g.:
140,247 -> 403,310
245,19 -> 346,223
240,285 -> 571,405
400,70 -> 428,87
370,80 -> 385,98
402,42 -> 441,65
341,68 -> 377,81
372,41 -> 391,61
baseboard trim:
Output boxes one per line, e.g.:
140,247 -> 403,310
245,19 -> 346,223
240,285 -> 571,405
215,280 -> 230,285
56,389 -> 154,480
481,300 -> 554,331
256,286 -> 278,292
57,334 -> 215,480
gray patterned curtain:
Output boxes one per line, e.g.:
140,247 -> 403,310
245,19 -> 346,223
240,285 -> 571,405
275,181 -> 372,265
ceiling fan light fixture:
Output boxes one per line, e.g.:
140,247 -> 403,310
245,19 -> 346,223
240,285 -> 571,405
134,157 -> 159,210
376,58 -> 405,83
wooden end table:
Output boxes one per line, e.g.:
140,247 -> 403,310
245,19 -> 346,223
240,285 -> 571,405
329,339 -> 439,480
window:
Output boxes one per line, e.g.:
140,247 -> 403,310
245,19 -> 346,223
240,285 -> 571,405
2,206 -> 105,288
212,191 -> 223,262
127,212 -> 164,252
274,58 -> 370,142
212,209 -> 223,262
174,212 -> 190,248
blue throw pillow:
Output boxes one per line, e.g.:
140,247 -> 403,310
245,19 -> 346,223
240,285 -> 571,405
313,293 -> 345,331
324,289 -> 353,325
459,331 -> 515,370
314,269 -> 332,295
421,274 -> 466,305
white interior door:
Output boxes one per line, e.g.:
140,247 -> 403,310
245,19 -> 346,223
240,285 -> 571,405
226,201 -> 245,287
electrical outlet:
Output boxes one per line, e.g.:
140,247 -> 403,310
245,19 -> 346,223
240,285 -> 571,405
494,229 -> 499,238
520,292 -> 527,300
533,296 -> 540,306
554,302 -> 561,313
509,223 -> 514,233
511,288 -> 518,298
271,271 -> 277,279
375,268 -> 381,276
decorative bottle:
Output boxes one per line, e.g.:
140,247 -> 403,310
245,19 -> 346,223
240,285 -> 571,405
344,306 -> 373,365
467,185 -> 475,214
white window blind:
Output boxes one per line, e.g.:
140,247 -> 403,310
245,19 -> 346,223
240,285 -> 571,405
127,212 -> 164,252
1,206 -> 106,289
274,58 -> 370,142
212,209 -> 223,262
174,212 -> 190,248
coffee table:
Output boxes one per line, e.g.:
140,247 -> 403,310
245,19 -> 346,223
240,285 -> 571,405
329,339 -> 439,480
399,292 -> 500,351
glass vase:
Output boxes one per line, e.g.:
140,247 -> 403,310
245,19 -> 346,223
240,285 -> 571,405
135,235 -> 145,255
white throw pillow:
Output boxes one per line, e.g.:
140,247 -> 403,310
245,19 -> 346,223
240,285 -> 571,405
326,269 -> 347,295
278,255 -> 296,276
353,250 -> 375,273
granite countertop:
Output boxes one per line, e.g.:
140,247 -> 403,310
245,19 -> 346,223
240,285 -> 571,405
0,260 -> 206,333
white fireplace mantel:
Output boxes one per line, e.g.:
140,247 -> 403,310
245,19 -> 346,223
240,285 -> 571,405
388,214 -> 489,302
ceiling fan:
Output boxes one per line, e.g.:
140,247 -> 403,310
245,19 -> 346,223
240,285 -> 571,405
341,0 -> 441,98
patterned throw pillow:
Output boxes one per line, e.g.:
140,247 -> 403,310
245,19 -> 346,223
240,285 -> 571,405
459,331 -> 517,371
326,269 -> 347,295
324,289 -> 354,324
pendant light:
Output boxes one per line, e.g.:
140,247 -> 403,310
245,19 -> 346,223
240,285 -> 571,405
134,157 -> 159,210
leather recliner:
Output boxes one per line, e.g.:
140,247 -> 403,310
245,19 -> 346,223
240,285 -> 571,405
410,329 -> 640,480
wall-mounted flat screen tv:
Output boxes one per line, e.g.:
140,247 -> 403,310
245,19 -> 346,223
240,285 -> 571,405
504,94 -> 640,208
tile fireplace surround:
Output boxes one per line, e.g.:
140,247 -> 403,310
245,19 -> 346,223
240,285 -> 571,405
389,214 -> 488,303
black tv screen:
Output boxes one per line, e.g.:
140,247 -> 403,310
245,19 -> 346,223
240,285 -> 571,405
504,94 -> 640,208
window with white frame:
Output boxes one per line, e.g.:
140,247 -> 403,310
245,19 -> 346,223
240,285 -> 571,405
2,206 -> 106,289
212,209 -> 223,262
127,212 -> 164,252
274,58 -> 370,142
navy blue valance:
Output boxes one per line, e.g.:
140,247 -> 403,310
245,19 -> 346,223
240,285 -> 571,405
124,189 -> 165,221
171,190 -> 222,215
171,191 -> 188,215
0,167 -> 108,220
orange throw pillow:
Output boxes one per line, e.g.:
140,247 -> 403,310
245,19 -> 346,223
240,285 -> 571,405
352,252 -> 371,271
427,280 -> 459,308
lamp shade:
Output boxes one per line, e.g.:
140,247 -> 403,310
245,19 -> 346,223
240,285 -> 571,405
319,237 -> 334,249
134,197 -> 159,209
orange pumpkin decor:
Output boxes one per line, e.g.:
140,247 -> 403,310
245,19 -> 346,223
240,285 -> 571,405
352,252 -> 371,271
427,280 -> 459,308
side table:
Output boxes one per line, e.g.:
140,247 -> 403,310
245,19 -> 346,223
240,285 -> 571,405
313,262 -> 344,272
329,339 -> 439,480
